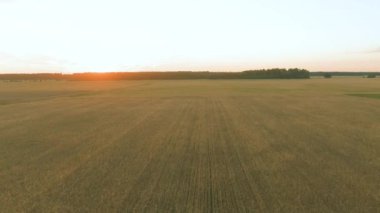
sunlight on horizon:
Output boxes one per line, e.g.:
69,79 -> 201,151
1,0 -> 380,73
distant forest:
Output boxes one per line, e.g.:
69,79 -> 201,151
1,69 -> 378,81
310,72 -> 380,77
0,68 -> 310,81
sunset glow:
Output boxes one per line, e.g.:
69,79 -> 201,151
1,0 -> 380,73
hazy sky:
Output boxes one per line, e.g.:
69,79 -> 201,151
1,0 -> 380,73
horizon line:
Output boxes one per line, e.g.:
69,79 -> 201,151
1,70 -> 380,75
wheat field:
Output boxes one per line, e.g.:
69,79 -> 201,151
0,78 -> 379,212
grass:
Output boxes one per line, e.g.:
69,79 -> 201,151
0,78 -> 379,212
348,93 -> 380,100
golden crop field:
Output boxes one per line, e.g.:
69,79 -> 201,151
0,78 -> 379,212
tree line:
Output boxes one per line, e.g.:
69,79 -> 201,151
311,72 -> 379,78
0,68 -> 311,81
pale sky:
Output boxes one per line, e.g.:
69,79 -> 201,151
0,0 -> 380,73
